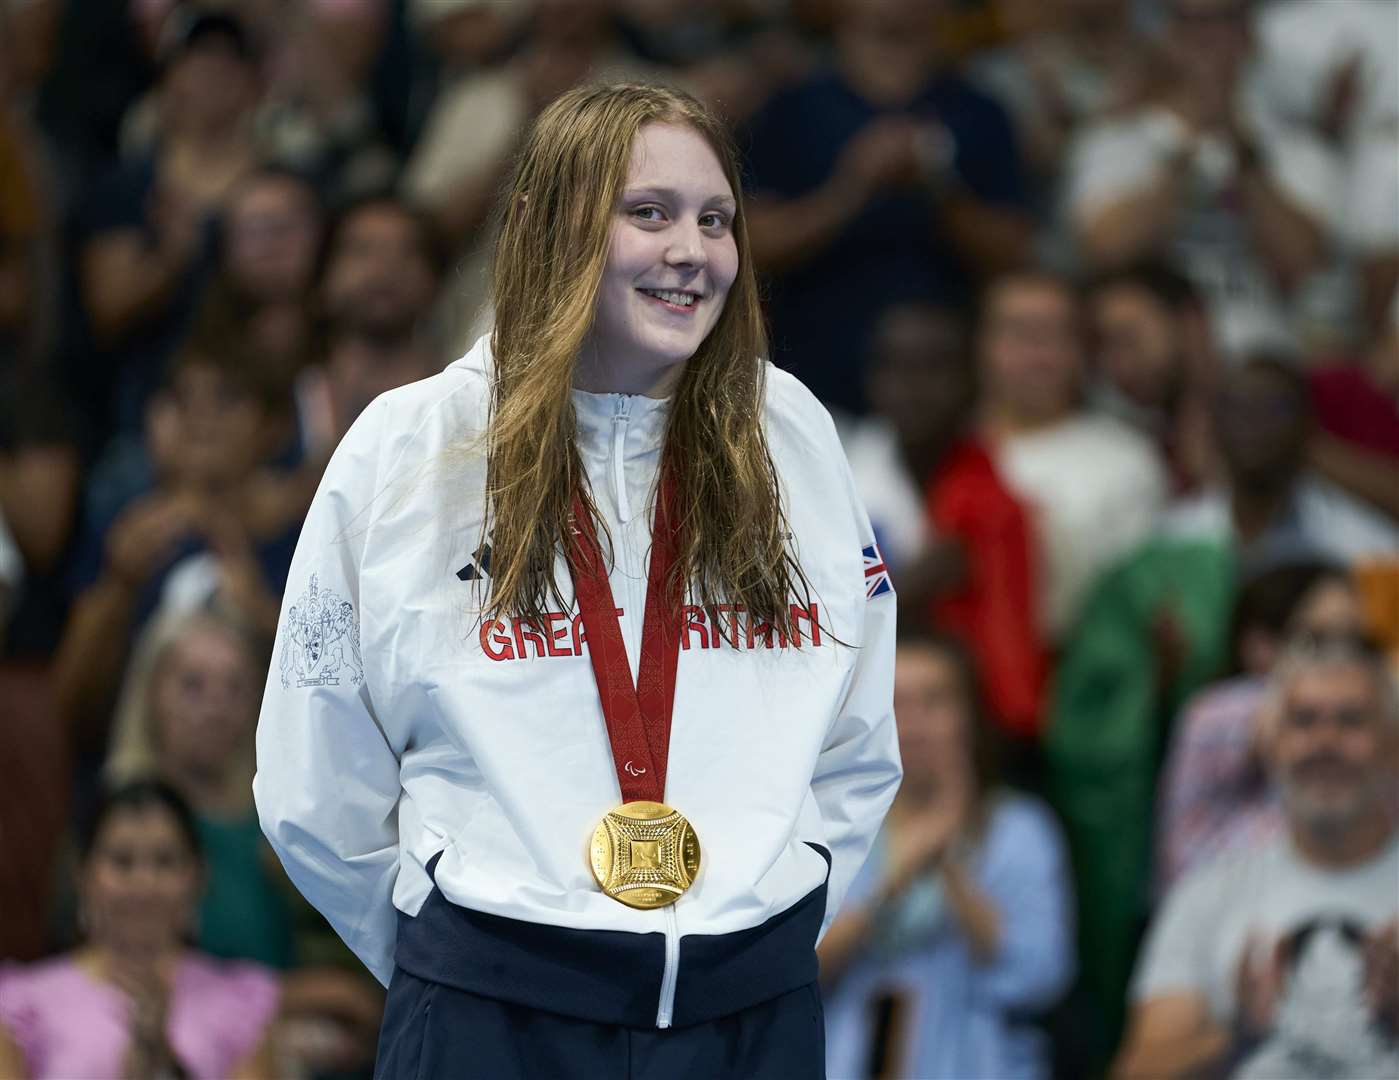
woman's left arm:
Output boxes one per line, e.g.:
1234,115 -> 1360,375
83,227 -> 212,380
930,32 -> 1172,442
809,416 -> 903,939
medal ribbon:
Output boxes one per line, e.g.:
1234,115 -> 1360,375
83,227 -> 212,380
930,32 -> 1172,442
566,470 -> 682,804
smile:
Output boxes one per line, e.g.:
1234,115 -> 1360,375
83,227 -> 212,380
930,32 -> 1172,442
638,288 -> 699,311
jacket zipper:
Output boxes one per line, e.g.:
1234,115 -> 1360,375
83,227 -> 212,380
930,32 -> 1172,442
612,395 -> 631,521
612,393 -> 679,1028
656,905 -> 680,1027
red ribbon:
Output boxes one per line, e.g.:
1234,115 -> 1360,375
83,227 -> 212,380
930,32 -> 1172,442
566,473 -> 682,804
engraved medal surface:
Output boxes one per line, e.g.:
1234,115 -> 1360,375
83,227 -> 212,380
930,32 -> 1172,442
589,801 -> 701,909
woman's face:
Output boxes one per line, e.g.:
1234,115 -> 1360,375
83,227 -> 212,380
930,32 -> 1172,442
585,121 -> 740,395
82,806 -> 201,951
893,644 -> 972,788
152,624 -> 259,779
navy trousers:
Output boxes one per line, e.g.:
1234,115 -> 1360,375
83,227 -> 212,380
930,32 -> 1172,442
373,967 -> 826,1080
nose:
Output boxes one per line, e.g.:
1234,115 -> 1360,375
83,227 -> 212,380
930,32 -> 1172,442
665,220 -> 706,270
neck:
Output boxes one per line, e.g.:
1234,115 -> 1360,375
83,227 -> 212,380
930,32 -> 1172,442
163,758 -> 250,817
1229,477 -> 1294,541
573,346 -> 682,398
1289,811 -> 1394,871
982,402 -> 1072,439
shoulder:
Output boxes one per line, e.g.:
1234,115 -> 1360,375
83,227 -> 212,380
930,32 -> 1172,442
330,340 -> 492,487
0,955 -> 84,1003
761,362 -> 845,463
984,792 -> 1066,857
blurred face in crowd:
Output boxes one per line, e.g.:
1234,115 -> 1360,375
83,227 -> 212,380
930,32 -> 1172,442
81,805 -> 202,952
867,305 -> 972,450
322,202 -> 439,344
1271,660 -> 1397,838
147,358 -> 266,488
835,0 -> 934,90
151,621 -> 260,783
980,275 -> 1083,426
1214,362 -> 1309,487
162,31 -> 260,136
584,122 -> 739,395
1090,282 -> 1183,411
225,173 -> 323,302
893,642 -> 972,796
1165,0 -> 1251,88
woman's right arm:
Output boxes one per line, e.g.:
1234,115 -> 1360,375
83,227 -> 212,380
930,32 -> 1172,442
253,396 -> 404,988
0,1024 -> 28,1080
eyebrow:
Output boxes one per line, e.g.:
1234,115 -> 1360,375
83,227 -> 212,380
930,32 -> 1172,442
621,186 -> 736,209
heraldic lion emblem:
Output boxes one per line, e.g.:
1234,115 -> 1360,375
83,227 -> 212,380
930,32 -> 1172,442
280,574 -> 365,689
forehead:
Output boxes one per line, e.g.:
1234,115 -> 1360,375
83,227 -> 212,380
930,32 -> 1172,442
94,806 -> 186,848
624,122 -> 732,199
1286,664 -> 1380,708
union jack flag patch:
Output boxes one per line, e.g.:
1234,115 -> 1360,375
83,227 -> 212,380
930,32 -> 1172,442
862,543 -> 893,599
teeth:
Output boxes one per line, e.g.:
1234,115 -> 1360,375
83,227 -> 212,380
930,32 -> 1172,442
643,289 -> 696,307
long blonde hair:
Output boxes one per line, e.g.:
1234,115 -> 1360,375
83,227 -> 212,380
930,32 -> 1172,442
484,82 -> 809,636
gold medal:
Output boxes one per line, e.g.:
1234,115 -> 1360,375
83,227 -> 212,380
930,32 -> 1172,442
589,801 -> 701,909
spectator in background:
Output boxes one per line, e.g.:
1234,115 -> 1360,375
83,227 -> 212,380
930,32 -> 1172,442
821,632 -> 1073,1079
52,345 -> 290,756
1252,0 -> 1399,336
0,780 -> 280,1079
70,8 -> 262,443
296,194 -> 446,449
1115,634 -> 1399,1080
0,90 -> 46,370
744,0 -> 1032,415
1065,0 -> 1332,357
1156,561 -> 1365,892
1086,260 -> 1216,492
193,166 -> 325,414
979,269 -> 1167,643
403,0 -> 656,353
105,609 -> 292,968
971,0 -> 1157,184
1165,355 -> 1399,572
842,302 -> 1047,745
1307,287 -> 1399,523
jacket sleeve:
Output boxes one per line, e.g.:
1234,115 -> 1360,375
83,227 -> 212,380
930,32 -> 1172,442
253,397 -> 403,986
810,424 -> 903,940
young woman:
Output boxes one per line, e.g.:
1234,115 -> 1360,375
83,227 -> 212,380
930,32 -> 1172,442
819,633 -> 1074,1079
0,781 -> 280,1079
254,82 -> 901,1078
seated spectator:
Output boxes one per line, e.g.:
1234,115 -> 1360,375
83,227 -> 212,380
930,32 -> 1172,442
1165,354 -> 1399,572
1086,261 -> 1217,492
193,166 -> 325,419
69,9 -> 262,441
52,345 -> 291,752
106,609 -> 293,968
821,632 -> 1074,1079
980,269 -> 1168,642
841,302 -> 1047,742
1307,288 -> 1399,523
743,0 -> 1032,416
1115,633 -> 1399,1080
1156,560 -> 1365,892
296,193 -> 446,450
0,780 -> 280,1079
1065,0 -> 1333,357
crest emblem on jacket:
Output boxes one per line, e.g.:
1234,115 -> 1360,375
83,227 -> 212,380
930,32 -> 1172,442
280,574 -> 364,689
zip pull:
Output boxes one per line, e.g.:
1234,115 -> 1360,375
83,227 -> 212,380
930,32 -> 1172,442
612,394 -> 632,520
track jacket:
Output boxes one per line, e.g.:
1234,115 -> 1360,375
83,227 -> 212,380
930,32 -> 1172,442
253,337 -> 901,1029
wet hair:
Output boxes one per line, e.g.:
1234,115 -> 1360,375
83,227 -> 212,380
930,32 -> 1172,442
79,779 -> 204,863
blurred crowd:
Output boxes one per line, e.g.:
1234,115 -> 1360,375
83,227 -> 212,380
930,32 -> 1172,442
0,0 -> 1396,1077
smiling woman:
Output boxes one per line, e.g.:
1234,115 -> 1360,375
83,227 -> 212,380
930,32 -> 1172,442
254,82 -> 902,1080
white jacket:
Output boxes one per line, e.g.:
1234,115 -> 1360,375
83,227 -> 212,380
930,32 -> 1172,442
253,338 -> 900,1028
